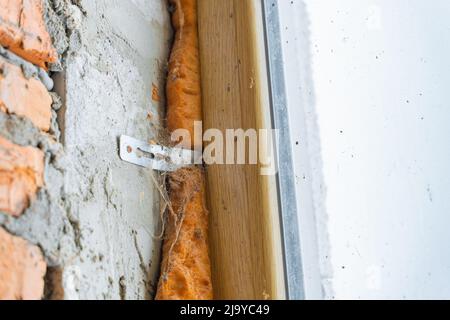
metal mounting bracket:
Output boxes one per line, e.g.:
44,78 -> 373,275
119,135 -> 201,172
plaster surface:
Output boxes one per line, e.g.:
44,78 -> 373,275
59,0 -> 171,299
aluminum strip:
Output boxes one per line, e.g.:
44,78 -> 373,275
262,0 -> 305,300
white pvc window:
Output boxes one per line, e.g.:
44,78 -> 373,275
279,0 -> 450,299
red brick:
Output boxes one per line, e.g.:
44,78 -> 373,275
0,0 -> 57,68
0,56 -> 52,131
0,135 -> 44,217
0,227 -> 46,300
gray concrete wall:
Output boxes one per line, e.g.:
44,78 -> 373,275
58,0 -> 171,299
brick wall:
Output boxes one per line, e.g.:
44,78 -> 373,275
0,0 -> 172,299
0,0 -> 56,300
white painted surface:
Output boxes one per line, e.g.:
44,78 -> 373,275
278,0 -> 450,299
